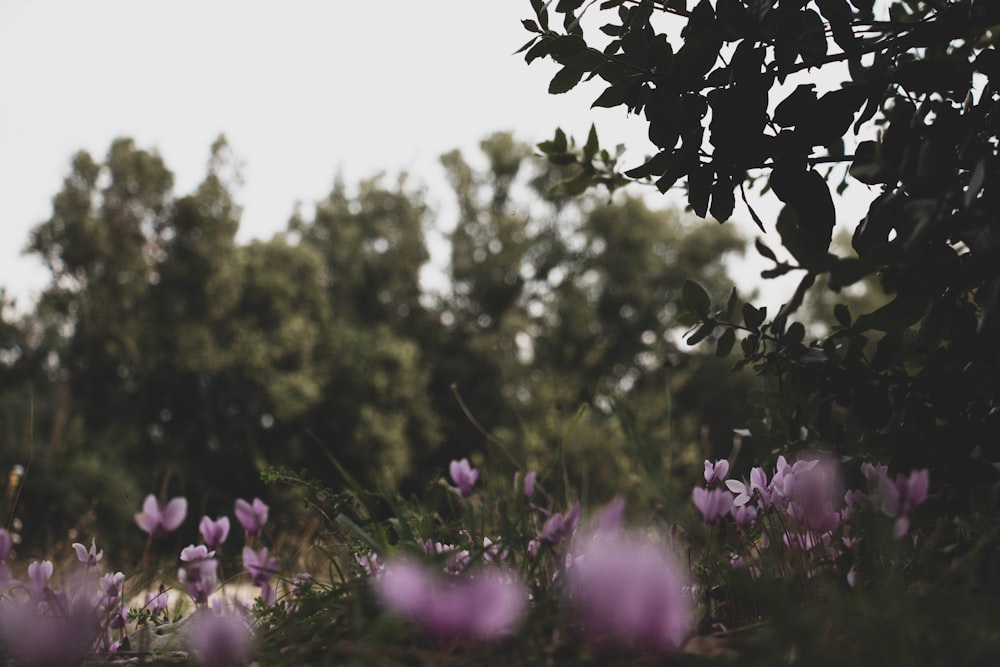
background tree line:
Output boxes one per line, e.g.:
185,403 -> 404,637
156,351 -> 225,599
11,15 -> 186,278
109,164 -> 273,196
0,132 -> 756,560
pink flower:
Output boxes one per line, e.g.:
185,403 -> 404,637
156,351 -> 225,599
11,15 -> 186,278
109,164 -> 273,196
880,469 -> 930,537
692,487 -> 733,525
199,516 -> 230,551
566,529 -> 693,652
703,459 -> 730,486
449,459 -> 479,498
234,498 -> 269,537
187,609 -> 254,667
374,559 -> 526,640
135,495 -> 187,538
179,546 -> 218,606
72,539 -> 103,567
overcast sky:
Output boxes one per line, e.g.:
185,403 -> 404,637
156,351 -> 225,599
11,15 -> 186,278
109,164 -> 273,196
0,1 -> 873,310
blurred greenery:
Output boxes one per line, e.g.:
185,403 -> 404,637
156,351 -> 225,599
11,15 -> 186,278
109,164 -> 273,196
0,131 -> 753,565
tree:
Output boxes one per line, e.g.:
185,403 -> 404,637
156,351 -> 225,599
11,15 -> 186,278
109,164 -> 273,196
521,0 -> 1000,495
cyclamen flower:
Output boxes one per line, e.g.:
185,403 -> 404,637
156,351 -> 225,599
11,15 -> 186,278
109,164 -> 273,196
199,516 -> 230,551
135,495 -> 187,538
880,469 -> 930,538
374,559 -> 526,640
27,560 -> 53,597
187,609 -> 254,667
72,538 -> 104,567
540,502 -> 581,544
513,470 -> 538,499
242,547 -> 279,606
449,459 -> 479,498
703,459 -> 730,486
692,487 -> 733,525
234,498 -> 269,537
566,529 -> 693,652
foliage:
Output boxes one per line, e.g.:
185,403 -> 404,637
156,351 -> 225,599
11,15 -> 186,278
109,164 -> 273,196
521,0 -> 1000,502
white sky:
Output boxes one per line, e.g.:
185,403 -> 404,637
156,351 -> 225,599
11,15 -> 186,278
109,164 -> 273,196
0,0 -> 873,310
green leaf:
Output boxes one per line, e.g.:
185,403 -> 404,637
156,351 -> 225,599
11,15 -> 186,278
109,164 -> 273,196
716,327 -> 737,357
682,279 -> 711,317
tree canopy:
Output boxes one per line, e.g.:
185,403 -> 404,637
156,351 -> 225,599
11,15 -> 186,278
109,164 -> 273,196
521,0 -> 1000,500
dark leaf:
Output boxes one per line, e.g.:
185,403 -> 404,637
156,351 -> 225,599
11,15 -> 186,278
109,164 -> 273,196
853,294 -> 930,333
522,19 -> 541,33
773,84 -> 817,128
687,320 -> 716,346
755,238 -> 777,262
682,279 -> 712,317
710,175 -> 735,222
834,303 -> 851,328
549,65 -> 585,94
592,80 -> 632,108
797,9 -> 828,66
726,287 -> 739,319
743,303 -> 766,330
688,163 -> 713,218
716,327 -> 737,357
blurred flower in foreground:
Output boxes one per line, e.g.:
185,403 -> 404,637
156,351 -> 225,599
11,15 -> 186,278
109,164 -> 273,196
375,559 -> 526,640
135,495 -> 187,538
0,597 -> 97,667
187,609 -> 254,667
234,498 -> 269,538
566,529 -> 693,652
449,459 -> 479,498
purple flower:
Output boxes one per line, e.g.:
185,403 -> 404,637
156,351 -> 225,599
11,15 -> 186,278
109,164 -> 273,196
449,459 -> 479,498
98,571 -> 126,609
374,559 -> 526,640
692,487 -> 733,525
242,546 -> 278,586
703,459 -> 730,486
242,547 -> 279,606
72,538 -> 104,567
199,516 -> 231,551
566,529 -> 693,652
135,495 -> 187,538
187,609 -> 254,667
234,498 -> 269,537
597,496 -> 627,533
880,469 -> 930,537
540,502 -> 581,544
513,470 -> 537,499
182,544 -> 216,562
730,503 -> 758,527
146,586 -> 169,613
27,560 -> 53,597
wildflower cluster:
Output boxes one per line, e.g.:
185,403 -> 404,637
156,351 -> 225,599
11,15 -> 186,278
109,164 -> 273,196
692,455 -> 930,586
361,458 -> 694,653
0,493 -> 291,665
